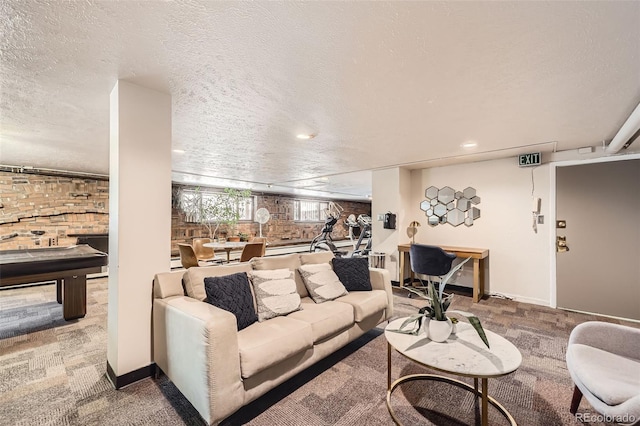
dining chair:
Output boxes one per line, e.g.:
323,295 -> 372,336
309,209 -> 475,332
193,237 -> 222,264
178,243 -> 200,269
240,241 -> 266,262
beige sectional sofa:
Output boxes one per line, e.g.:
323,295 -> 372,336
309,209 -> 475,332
152,251 -> 393,425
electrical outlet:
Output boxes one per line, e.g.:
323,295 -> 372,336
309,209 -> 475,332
377,214 -> 385,221
49,237 -> 58,246
537,215 -> 544,224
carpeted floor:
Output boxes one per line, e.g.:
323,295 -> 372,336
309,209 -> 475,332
0,277 -> 637,425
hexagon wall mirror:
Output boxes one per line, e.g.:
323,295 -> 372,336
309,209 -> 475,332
421,186 -> 481,227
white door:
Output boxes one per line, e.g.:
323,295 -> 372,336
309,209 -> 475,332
556,158 -> 640,320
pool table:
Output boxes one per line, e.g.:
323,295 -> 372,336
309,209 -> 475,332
0,245 -> 108,320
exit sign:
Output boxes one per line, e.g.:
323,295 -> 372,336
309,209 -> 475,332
518,152 -> 541,167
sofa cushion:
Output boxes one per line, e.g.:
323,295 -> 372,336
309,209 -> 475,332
153,271 -> 185,299
288,298 -> 354,342
237,316 -> 313,379
335,290 -> 388,322
299,251 -> 335,265
183,263 -> 253,301
249,269 -> 301,321
204,272 -> 257,331
298,263 -> 348,303
568,343 -> 640,406
250,253 -> 300,270
332,257 -> 372,291
250,253 -> 308,298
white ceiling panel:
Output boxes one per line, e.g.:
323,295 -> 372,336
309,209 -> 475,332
1,1 -> 639,200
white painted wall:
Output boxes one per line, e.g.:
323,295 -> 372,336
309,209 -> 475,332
371,167 -> 411,281
108,81 -> 172,377
409,157 -> 551,305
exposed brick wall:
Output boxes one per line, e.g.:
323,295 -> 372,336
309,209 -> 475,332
0,171 -> 371,256
170,188 -> 371,256
0,171 -> 109,249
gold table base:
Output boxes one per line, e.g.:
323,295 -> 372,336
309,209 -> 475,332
386,373 -> 518,426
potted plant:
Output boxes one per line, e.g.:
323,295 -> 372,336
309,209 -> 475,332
393,257 -> 490,348
182,187 -> 251,240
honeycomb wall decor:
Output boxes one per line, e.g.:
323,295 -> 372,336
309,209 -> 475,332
420,186 -> 481,227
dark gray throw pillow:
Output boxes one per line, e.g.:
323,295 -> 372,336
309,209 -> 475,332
204,272 -> 257,331
332,257 -> 372,291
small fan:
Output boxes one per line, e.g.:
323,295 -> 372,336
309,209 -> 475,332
255,208 -> 271,237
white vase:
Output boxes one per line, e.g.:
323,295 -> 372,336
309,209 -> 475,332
420,317 -> 431,338
428,318 -> 453,342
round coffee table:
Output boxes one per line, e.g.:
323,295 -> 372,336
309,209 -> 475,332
385,317 -> 522,426
202,241 -> 246,262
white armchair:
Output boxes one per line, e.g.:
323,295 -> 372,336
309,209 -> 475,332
566,321 -> 640,423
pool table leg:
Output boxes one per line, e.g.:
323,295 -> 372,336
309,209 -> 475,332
62,275 -> 87,320
56,279 -> 63,304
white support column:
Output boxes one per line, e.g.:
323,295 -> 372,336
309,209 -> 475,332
371,167 -> 412,282
107,80 -> 172,387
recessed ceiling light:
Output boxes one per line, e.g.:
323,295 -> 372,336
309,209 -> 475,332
172,149 -> 185,154
461,141 -> 477,148
296,134 -> 316,140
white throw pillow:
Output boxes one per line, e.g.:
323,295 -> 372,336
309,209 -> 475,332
298,263 -> 348,303
249,269 -> 301,321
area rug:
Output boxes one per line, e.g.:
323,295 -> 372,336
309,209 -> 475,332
1,278 -> 635,425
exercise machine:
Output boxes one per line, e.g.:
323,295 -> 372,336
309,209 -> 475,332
346,214 -> 372,258
309,202 -> 347,256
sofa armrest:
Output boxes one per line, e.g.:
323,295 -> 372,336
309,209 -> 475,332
153,296 -> 244,425
369,268 -> 394,320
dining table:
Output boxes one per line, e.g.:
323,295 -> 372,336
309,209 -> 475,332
202,241 -> 247,263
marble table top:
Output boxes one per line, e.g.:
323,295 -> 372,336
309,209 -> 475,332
202,241 -> 246,249
385,317 -> 522,378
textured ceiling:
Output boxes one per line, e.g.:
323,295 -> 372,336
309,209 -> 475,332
1,1 -> 639,200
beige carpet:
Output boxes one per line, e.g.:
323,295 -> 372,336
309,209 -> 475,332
0,277 -> 636,425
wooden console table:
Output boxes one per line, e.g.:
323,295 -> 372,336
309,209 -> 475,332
397,244 -> 489,303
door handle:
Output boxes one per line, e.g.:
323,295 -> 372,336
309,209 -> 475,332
557,236 -> 569,252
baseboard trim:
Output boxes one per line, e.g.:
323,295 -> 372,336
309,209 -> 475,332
444,284 -> 473,295
106,361 -> 156,389
391,281 -> 473,296
392,278 -> 421,287
557,307 -> 640,323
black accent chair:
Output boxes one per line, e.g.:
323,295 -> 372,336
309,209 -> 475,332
409,244 -> 457,293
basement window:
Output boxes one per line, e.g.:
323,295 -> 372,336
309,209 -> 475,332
294,200 -> 329,222
181,190 -> 254,222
